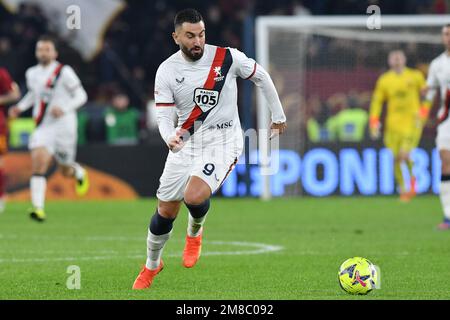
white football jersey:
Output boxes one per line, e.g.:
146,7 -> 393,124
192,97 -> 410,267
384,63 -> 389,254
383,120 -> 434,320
21,60 -> 84,126
154,44 -> 258,150
427,52 -> 450,124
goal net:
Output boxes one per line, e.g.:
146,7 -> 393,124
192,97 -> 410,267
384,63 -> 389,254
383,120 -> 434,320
255,15 -> 450,199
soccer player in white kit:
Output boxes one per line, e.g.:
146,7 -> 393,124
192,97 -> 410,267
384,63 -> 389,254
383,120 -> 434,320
424,25 -> 450,230
8,36 -> 89,222
132,9 -> 287,290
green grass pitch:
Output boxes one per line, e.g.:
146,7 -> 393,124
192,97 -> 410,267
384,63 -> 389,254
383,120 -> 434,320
0,195 -> 449,300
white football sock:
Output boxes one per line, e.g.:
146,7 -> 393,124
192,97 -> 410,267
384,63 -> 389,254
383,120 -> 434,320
146,229 -> 171,270
72,163 -> 85,181
187,213 -> 207,237
440,181 -> 450,220
30,175 -> 46,210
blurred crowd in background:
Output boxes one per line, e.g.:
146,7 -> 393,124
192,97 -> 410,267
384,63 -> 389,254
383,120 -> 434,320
0,0 -> 448,146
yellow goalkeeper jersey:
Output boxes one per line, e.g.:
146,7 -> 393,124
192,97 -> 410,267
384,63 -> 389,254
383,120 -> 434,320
370,67 -> 426,134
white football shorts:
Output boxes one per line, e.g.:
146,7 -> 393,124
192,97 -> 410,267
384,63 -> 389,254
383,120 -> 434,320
156,143 -> 241,202
436,117 -> 450,151
28,120 -> 77,165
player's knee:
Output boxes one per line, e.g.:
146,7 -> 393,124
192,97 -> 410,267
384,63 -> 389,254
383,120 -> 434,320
441,154 -> 450,174
60,165 -> 73,177
157,204 -> 179,219
442,162 -> 450,175
32,161 -> 48,175
32,153 -> 50,174
398,153 -> 408,162
184,192 -> 209,206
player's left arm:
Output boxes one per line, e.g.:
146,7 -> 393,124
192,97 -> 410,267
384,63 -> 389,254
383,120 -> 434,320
51,66 -> 88,118
419,65 -> 437,126
230,48 -> 286,137
368,76 -> 385,139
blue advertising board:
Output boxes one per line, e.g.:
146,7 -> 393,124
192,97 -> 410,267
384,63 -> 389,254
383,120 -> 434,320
222,145 -> 440,197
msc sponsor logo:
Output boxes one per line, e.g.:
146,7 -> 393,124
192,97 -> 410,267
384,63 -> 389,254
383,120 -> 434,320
209,120 -> 233,130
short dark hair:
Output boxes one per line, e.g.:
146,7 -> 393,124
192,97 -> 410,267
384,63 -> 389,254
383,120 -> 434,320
174,8 -> 203,29
37,35 -> 58,50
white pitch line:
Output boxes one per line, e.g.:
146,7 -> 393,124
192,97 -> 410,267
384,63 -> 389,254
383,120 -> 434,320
0,238 -> 284,264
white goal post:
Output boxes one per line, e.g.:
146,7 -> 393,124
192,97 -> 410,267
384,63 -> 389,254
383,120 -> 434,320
255,14 -> 450,200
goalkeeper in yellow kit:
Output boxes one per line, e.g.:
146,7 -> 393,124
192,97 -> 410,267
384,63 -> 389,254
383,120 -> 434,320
369,50 -> 431,202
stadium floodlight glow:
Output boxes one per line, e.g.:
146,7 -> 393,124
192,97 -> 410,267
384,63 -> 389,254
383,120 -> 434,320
255,14 -> 450,200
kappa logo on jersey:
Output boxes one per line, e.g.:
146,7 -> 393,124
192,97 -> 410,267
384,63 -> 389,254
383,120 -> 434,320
56,150 -> 68,161
213,66 -> 224,82
176,77 -> 185,84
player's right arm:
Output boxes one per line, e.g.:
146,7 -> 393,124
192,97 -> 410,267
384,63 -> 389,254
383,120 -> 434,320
369,75 -> 386,139
8,69 -> 34,118
421,60 -> 439,124
424,60 -> 439,100
415,69 -> 432,127
154,63 -> 183,152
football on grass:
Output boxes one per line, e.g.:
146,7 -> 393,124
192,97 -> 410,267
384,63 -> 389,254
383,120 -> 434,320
338,257 -> 379,295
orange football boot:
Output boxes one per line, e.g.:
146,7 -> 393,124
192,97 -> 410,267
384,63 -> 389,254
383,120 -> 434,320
400,177 -> 417,202
409,177 -> 417,198
183,232 -> 202,268
437,219 -> 450,231
399,191 -> 412,202
132,260 -> 164,290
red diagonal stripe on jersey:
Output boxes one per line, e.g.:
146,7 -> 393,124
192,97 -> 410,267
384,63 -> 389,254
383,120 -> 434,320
36,63 -> 64,126
181,47 -> 226,131
35,100 -> 47,126
203,47 -> 226,89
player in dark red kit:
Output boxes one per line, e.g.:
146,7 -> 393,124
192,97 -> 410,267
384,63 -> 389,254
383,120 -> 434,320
0,67 -> 21,212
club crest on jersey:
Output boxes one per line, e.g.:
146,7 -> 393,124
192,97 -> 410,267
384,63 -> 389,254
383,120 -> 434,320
213,66 -> 224,82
